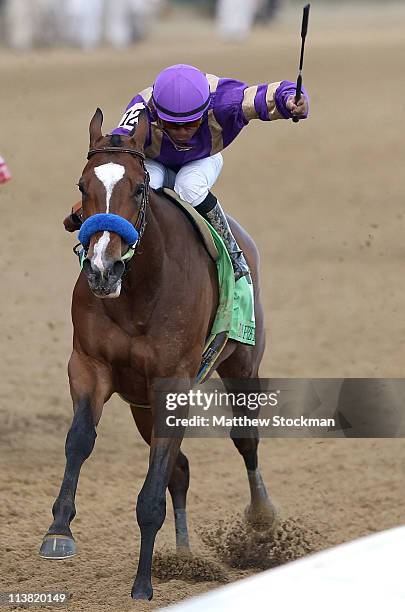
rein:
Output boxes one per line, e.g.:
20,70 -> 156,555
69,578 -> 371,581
75,146 -> 150,269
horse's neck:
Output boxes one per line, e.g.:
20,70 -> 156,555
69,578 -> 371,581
103,192 -> 216,336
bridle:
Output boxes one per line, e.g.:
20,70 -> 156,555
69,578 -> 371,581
74,146 -> 150,270
87,146 -> 150,246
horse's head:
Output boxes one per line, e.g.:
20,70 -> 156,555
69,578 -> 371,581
77,108 -> 149,298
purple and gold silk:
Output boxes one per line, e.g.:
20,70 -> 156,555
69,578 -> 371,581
113,75 -> 309,172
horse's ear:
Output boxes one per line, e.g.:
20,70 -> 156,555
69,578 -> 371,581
131,109 -> 149,150
89,108 -> 104,148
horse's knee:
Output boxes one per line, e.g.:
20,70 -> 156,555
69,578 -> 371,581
231,434 -> 258,455
169,452 -> 190,494
65,400 -> 97,461
176,451 -> 189,477
136,489 -> 166,532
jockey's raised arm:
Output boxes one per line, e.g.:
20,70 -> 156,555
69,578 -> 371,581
237,79 -> 309,122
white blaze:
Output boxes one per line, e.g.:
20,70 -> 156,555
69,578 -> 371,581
92,231 -> 110,274
94,162 -> 125,213
91,163 -> 125,288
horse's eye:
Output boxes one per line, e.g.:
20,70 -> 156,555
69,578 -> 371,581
77,182 -> 87,196
134,184 -> 145,198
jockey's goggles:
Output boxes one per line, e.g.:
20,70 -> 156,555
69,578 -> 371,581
160,118 -> 202,129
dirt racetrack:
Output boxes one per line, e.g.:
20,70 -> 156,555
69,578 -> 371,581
1,4 -> 404,610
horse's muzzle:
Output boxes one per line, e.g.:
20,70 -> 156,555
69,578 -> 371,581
82,258 -> 125,298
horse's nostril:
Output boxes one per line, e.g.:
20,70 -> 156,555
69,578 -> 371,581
83,258 -> 101,283
113,260 -> 125,280
82,258 -> 92,275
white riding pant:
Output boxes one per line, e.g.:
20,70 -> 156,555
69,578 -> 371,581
145,153 -> 223,207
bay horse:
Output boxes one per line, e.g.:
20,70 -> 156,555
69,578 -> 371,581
39,109 -> 277,600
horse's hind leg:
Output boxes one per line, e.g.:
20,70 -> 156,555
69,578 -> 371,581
231,424 -> 277,530
131,405 -> 191,553
217,350 -> 278,531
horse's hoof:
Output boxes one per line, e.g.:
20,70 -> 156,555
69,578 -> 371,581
39,535 -> 77,560
244,501 -> 279,532
131,579 -> 153,601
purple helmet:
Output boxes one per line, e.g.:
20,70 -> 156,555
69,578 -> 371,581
152,64 -> 210,123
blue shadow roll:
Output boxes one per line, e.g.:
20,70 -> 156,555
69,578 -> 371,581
78,213 -> 139,248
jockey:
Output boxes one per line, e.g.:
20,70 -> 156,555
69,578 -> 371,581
111,64 -> 309,280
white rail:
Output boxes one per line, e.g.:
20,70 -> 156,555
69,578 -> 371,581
161,527 -> 405,612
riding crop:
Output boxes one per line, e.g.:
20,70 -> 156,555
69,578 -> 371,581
293,3 -> 311,124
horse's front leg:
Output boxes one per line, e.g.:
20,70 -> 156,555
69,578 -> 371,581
39,352 -> 112,559
131,406 -> 191,554
131,386 -> 188,600
168,450 -> 190,553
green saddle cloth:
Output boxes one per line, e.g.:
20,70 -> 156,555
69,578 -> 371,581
205,222 -> 256,346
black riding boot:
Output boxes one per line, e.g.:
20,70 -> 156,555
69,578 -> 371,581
196,193 -> 250,281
